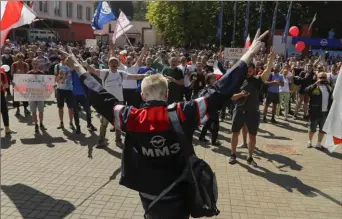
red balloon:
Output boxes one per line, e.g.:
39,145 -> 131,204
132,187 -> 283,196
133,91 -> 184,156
296,41 -> 305,51
289,26 -> 299,37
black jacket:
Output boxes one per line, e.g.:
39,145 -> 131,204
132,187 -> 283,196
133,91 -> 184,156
305,83 -> 333,118
79,61 -> 248,196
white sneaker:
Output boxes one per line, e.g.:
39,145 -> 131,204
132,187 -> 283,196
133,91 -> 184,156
237,143 -> 248,148
307,142 -> 313,148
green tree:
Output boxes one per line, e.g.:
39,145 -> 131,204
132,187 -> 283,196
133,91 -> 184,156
146,1 -> 342,47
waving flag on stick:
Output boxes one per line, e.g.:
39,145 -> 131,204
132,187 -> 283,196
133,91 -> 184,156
92,1 -> 116,30
308,13 -> 317,35
323,66 -> 342,152
1,1 -> 36,47
112,10 -> 133,47
244,34 -> 251,48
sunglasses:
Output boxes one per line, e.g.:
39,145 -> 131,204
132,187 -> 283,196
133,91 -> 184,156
318,77 -> 327,79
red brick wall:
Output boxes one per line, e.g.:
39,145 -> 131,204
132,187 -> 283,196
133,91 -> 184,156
57,22 -> 95,42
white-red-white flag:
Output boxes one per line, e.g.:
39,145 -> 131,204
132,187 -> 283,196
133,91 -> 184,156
112,11 -> 133,43
323,66 -> 342,152
244,34 -> 251,48
1,1 -> 36,47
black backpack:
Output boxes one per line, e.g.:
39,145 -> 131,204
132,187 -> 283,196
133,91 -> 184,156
144,104 -> 220,218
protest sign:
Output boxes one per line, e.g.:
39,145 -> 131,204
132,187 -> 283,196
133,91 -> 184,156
224,48 -> 248,60
85,39 -> 97,48
13,74 -> 56,101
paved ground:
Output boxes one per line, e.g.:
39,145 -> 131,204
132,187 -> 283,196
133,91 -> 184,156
1,101 -> 342,219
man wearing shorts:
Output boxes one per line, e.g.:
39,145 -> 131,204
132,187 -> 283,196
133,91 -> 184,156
305,72 -> 333,149
229,49 -> 275,165
263,64 -> 284,123
55,53 -> 74,130
27,58 -> 47,133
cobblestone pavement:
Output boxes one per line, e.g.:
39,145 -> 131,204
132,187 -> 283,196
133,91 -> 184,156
1,102 -> 342,219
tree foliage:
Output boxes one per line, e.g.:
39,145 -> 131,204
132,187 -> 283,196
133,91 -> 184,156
146,1 -> 342,47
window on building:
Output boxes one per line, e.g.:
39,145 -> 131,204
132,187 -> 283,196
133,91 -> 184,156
86,7 -> 91,21
39,1 -> 48,12
54,1 -> 61,16
43,2 -> 48,12
77,5 -> 83,20
66,2 -> 73,18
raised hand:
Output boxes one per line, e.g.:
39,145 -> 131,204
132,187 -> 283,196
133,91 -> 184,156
241,29 -> 269,64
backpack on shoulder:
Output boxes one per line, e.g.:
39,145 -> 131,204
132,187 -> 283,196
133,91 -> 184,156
144,104 -> 220,218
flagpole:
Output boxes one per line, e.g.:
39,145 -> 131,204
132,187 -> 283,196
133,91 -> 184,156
231,1 -> 236,47
117,9 -> 134,49
24,2 -> 61,42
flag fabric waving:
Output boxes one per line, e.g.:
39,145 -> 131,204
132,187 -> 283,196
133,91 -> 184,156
1,1 -> 36,47
308,13 -> 317,34
244,34 -> 251,48
216,1 -> 223,42
231,1 -> 237,46
270,1 -> 279,45
323,66 -> 342,152
243,1 -> 250,42
281,1 -> 293,44
92,1 -> 116,30
112,11 -> 133,43
257,1 -> 263,29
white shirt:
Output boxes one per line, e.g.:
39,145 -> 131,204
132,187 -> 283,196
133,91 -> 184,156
119,64 -> 139,89
319,85 -> 329,112
100,69 -> 128,101
279,74 -> 291,93
328,73 -> 338,87
178,64 -> 195,87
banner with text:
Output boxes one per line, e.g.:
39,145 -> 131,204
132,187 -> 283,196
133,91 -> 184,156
13,74 -> 56,101
85,39 -> 97,48
224,48 -> 248,60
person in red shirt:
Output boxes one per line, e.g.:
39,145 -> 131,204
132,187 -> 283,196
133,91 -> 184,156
26,59 -> 46,133
0,67 -> 15,135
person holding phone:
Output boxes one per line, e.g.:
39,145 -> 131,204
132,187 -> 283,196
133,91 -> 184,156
229,48 -> 275,166
305,72 -> 333,149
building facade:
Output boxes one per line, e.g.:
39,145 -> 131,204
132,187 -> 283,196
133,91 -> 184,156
94,21 -> 162,47
28,1 -> 95,41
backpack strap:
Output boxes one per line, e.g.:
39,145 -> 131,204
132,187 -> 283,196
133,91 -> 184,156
143,104 -> 191,218
103,70 -> 109,86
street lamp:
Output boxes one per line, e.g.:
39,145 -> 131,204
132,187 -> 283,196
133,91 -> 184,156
68,20 -> 72,44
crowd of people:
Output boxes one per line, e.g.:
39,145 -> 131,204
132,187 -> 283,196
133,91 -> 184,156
1,39 -> 340,153
0,30 -> 341,218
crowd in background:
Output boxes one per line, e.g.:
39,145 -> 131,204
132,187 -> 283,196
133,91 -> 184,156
0,39 -> 341,163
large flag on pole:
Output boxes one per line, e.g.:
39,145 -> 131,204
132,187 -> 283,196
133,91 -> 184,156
323,66 -> 342,152
270,1 -> 279,45
216,1 -> 223,42
92,1 -> 116,30
257,1 -> 263,29
231,1 -> 237,46
243,1 -> 250,42
0,1 -> 36,47
281,1 -> 293,44
112,11 -> 133,43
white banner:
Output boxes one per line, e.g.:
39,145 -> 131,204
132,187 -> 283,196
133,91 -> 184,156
13,74 -> 56,101
112,11 -> 133,43
224,48 -> 248,60
85,39 -> 97,48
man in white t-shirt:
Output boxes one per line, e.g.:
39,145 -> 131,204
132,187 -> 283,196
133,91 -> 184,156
120,44 -> 148,108
86,57 -> 148,148
178,56 -> 195,101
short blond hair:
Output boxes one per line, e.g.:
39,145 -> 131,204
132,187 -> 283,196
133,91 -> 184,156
141,74 -> 168,101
